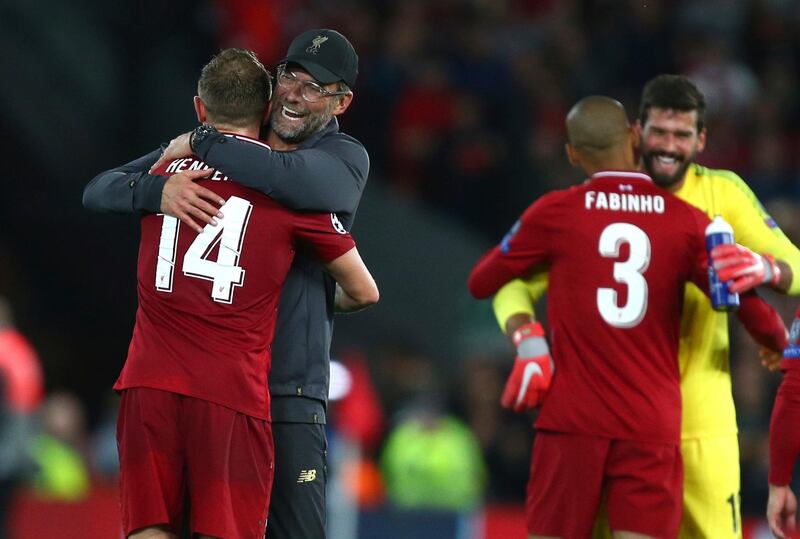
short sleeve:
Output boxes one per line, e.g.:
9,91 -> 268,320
292,212 -> 356,262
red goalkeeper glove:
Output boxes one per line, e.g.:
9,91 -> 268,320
711,243 -> 781,294
500,322 -> 554,413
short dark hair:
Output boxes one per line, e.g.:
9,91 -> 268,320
198,48 -> 272,127
638,74 -> 706,132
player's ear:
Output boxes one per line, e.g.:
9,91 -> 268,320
624,128 -> 639,167
332,92 -> 353,116
565,143 -> 580,166
697,127 -> 707,153
629,126 -> 639,151
194,96 -> 207,123
632,120 -> 643,140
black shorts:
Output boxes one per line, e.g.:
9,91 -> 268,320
265,422 -> 327,539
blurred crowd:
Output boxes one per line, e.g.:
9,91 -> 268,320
225,0 -> 800,237
6,0 -> 800,533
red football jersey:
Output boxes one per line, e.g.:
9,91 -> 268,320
769,366 -> 800,485
770,306 -> 800,484
114,141 -> 355,420
470,171 -> 712,443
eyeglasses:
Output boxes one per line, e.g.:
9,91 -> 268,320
276,66 -> 349,103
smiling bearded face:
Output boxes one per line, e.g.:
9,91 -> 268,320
639,107 -> 706,190
269,69 -> 340,145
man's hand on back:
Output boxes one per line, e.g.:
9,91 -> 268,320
150,132 -> 193,173
160,169 -> 225,233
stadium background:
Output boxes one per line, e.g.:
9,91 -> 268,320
3,0 -> 800,536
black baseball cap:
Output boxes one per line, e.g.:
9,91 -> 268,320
281,29 -> 359,88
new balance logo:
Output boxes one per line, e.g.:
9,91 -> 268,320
297,469 -> 317,483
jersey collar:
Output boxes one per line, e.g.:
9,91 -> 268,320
591,170 -> 653,182
220,132 -> 272,149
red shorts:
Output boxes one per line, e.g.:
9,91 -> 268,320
526,430 -> 682,538
117,387 -> 274,539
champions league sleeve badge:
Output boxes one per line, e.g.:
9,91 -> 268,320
330,213 -> 347,234
500,220 -> 521,254
784,316 -> 800,359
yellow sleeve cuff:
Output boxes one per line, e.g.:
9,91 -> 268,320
492,273 -> 549,333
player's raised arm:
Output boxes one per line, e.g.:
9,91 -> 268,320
735,292 -> 789,352
82,146 -> 229,233
82,147 -> 166,213
152,127 -> 369,216
291,210 -> 378,313
325,247 -> 379,313
101,109 -> 367,231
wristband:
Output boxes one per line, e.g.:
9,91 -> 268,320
764,253 -> 781,286
512,321 -> 546,347
190,124 -> 218,153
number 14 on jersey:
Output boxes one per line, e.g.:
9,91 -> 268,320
155,196 -> 253,304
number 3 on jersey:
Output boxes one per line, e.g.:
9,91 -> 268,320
155,196 -> 253,304
597,223 -> 651,328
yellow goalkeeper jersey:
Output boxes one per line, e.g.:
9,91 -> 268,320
493,163 -> 800,439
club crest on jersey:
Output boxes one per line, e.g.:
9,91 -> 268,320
784,317 -> 800,359
306,35 -> 328,54
500,220 -> 521,254
331,213 -> 347,234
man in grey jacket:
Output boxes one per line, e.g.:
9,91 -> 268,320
83,29 -> 367,539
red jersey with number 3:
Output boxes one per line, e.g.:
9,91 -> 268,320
114,138 -> 355,420
469,171 -> 712,443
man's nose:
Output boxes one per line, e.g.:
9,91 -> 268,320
284,83 -> 304,102
654,133 -> 676,154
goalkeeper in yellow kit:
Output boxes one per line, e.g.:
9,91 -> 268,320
494,75 -> 800,538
